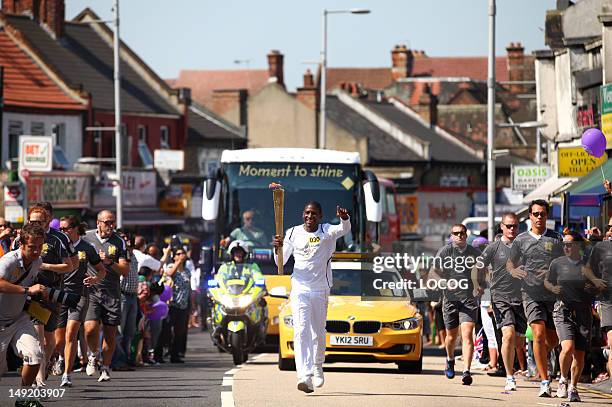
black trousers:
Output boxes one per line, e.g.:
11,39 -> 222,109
169,306 -> 189,358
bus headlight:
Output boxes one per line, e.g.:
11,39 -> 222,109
382,317 -> 420,331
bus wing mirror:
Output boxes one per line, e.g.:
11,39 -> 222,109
202,178 -> 221,221
363,170 -> 382,222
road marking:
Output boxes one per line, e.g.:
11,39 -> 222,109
225,368 -> 239,375
221,391 -> 234,407
222,376 -> 234,386
252,354 -> 266,360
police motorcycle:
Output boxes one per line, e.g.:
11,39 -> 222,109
208,241 -> 268,364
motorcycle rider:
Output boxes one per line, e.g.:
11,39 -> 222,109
216,241 -> 264,283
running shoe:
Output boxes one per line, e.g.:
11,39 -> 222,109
98,368 -> 111,382
461,371 -> 473,385
444,359 -> 455,379
568,387 -> 580,402
313,366 -> 324,388
504,378 -> 517,391
556,379 -> 568,398
86,356 -> 97,376
60,373 -> 72,388
297,377 -> 314,393
538,381 -> 552,397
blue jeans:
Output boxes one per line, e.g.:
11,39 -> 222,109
112,293 -> 137,367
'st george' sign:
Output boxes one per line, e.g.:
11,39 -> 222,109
18,136 -> 53,183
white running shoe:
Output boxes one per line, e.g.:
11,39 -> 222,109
60,374 -> 72,388
538,381 -> 552,397
98,368 -> 111,382
568,387 -> 580,402
35,378 -> 46,387
556,379 -> 568,398
297,377 -> 314,393
504,378 -> 517,391
313,366 -> 324,388
86,356 -> 97,376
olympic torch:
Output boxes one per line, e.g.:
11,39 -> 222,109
269,182 -> 284,275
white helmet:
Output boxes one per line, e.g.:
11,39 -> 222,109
228,240 -> 251,255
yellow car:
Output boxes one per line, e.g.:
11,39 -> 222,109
263,274 -> 291,342
276,260 -> 423,373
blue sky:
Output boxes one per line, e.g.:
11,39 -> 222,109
66,0 -> 556,90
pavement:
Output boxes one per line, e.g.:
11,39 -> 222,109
231,348 -> 612,407
0,328 -> 234,407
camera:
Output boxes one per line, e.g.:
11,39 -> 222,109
34,287 -> 80,309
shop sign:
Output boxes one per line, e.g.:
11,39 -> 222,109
558,147 -> 607,177
26,172 -> 91,208
511,165 -> 552,192
93,170 -> 156,208
602,84 -> 612,148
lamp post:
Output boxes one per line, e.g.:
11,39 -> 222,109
319,8 -> 370,149
113,0 -> 123,228
487,0 -> 496,241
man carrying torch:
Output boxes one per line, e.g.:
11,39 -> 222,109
273,199 -> 351,393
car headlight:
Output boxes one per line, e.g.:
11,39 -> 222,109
382,317 -> 420,331
283,315 -> 294,328
238,296 -> 253,308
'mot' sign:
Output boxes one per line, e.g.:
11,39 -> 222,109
18,136 -> 53,181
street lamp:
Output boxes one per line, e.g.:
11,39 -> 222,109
319,8 -> 370,149
486,0 -> 496,241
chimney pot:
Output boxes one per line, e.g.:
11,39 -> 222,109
267,50 -> 285,87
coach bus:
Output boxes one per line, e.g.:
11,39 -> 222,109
201,148 -> 383,344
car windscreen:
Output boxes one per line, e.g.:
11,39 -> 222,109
331,268 -> 409,298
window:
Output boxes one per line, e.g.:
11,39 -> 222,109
138,141 -> 153,167
52,123 -> 66,150
8,121 -> 23,159
198,149 -> 221,176
160,126 -> 170,149
30,122 -> 44,135
138,125 -> 147,143
53,146 -> 71,169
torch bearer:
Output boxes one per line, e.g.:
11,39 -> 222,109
269,182 -> 284,275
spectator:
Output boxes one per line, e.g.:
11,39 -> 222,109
0,217 -> 13,256
163,248 -> 192,363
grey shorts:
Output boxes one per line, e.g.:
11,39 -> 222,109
0,313 -> 43,377
522,293 -> 555,329
442,297 -> 478,330
601,301 -> 612,330
86,290 -> 121,326
553,302 -> 592,351
58,294 -> 89,328
492,298 -> 528,335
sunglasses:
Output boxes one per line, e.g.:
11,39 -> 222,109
0,224 -> 9,228
530,211 -> 547,218
606,225 -> 612,230
451,231 -> 466,237
59,226 -> 75,232
503,223 -> 518,229
28,220 -> 44,225
562,242 -> 576,248
98,220 -> 116,226
175,252 -> 186,256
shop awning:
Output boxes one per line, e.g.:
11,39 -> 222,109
566,160 -> 612,195
122,209 -> 185,226
522,176 -> 577,204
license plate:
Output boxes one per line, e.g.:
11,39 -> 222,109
330,335 -> 373,346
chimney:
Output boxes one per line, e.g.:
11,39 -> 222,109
416,83 -> 438,128
267,50 -> 284,87
391,44 -> 414,80
2,0 -> 65,38
506,42 -> 525,93
297,69 -> 318,110
212,89 -> 248,127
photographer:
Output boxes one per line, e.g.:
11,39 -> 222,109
0,224 -> 47,391
55,216 -> 107,388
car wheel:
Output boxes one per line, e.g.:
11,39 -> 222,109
397,354 -> 422,374
278,352 -> 296,371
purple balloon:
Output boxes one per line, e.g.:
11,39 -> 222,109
472,236 -> 488,248
49,218 -> 60,230
159,284 -> 173,302
148,301 -> 168,321
581,128 -> 607,158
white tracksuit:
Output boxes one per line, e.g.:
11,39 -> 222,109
275,217 -> 351,381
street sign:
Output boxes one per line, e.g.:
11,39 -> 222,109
26,172 -> 91,208
154,149 -> 184,171
18,136 -> 53,183
511,165 -> 552,192
558,147 -> 608,177
602,83 -> 612,147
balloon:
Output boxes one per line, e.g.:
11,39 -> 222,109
525,325 -> 533,341
472,236 -> 488,249
581,128 -> 607,158
148,301 -> 169,321
49,218 -> 60,230
159,284 -> 173,302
